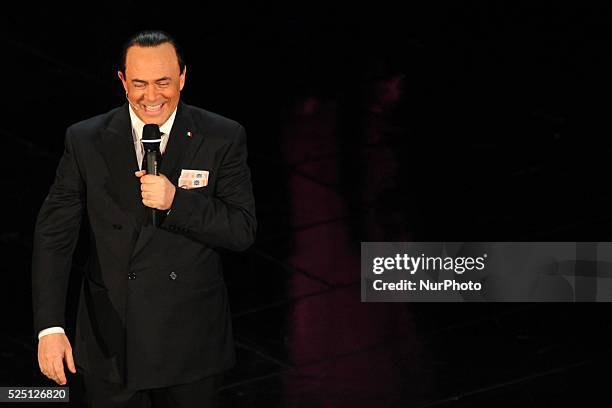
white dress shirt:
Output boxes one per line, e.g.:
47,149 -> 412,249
38,105 -> 178,340
129,104 -> 177,169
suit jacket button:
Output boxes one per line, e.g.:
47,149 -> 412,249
128,272 -> 136,280
113,224 -> 122,230
169,272 -> 177,280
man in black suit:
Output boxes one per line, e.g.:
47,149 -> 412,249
32,30 -> 256,407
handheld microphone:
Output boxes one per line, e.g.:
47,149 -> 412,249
142,124 -> 163,227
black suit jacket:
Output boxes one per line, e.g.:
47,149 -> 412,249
32,102 -> 256,390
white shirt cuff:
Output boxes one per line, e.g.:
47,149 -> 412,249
38,327 -> 65,339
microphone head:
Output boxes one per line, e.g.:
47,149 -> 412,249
142,124 -> 161,152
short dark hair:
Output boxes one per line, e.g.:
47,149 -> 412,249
119,30 -> 185,75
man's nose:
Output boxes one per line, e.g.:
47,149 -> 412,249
144,86 -> 158,102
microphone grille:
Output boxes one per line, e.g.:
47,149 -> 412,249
142,124 -> 161,141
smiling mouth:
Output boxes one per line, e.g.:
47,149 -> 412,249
142,103 -> 164,113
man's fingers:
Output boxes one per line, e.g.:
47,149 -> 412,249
141,183 -> 158,192
39,362 -> 49,378
65,348 -> 76,374
52,358 -> 66,385
135,170 -> 146,177
142,199 -> 160,209
140,174 -> 161,184
39,358 -> 52,379
140,172 -> 166,180
42,362 -> 57,383
142,192 -> 161,201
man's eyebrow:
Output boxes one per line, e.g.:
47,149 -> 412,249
130,77 -> 171,84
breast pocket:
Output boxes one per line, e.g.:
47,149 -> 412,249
177,184 -> 207,191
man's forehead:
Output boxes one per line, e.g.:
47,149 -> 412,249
125,44 -> 180,72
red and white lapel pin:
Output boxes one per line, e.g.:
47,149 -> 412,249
186,131 -> 193,139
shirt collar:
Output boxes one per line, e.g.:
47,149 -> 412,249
128,104 -> 178,141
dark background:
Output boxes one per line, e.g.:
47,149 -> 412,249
1,2 -> 611,406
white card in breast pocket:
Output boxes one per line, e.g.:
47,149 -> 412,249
179,169 -> 209,189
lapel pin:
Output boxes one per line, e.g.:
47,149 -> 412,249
187,131 -> 193,139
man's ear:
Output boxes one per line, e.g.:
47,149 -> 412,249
118,71 -> 128,92
179,66 -> 187,91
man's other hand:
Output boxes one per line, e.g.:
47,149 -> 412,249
38,333 -> 76,385
135,170 -> 176,210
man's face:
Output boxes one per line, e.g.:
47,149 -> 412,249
118,43 -> 186,125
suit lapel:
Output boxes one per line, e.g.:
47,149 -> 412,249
159,102 -> 203,183
98,104 -> 144,231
